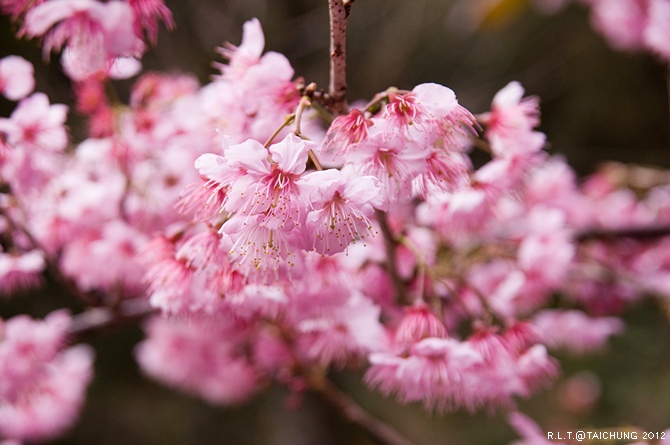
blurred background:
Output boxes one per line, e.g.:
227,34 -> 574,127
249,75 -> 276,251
1,0 -> 670,444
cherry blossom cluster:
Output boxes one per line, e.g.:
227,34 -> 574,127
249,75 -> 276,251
0,1 -> 669,443
2,0 -> 173,80
0,311 -> 93,442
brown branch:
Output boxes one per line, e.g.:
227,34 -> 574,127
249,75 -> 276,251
328,0 -> 352,115
574,224 -> 670,242
375,210 -> 409,304
313,377 -> 418,445
69,298 -> 157,337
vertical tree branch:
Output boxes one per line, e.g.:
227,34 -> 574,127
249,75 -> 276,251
328,0 -> 352,115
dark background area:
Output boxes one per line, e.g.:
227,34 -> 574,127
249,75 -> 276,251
2,0 -> 670,443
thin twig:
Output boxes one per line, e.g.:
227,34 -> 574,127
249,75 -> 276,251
293,96 -> 312,137
308,150 -> 324,171
328,0 -> 352,115
574,224 -> 670,242
264,113 -> 296,148
69,298 -> 157,337
313,377 -> 418,445
375,210 -> 409,304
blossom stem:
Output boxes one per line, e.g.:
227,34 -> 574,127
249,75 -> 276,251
364,90 -> 390,115
313,377 -> 418,445
264,113 -> 296,148
328,0 -> 352,115
308,149 -> 324,171
375,210 -> 409,304
293,96 -> 311,137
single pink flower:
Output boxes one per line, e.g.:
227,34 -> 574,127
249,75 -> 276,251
0,93 -> 68,152
0,56 -> 34,101
644,0 -> 670,62
588,0 -> 647,51
23,0 -> 144,80
0,250 -> 45,296
0,0 -> 46,21
346,127 -> 429,204
411,83 -> 478,152
302,168 -> 383,255
479,81 -> 545,157
215,18 -> 266,81
394,305 -> 447,347
320,108 -> 372,157
532,310 -> 625,353
126,0 -> 174,44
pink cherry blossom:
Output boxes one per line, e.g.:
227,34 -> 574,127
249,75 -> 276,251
136,316 -> 259,405
295,291 -> 386,367
302,168 -> 383,255
533,310 -> 626,353
0,0 -> 46,21
644,0 -> 670,61
479,81 -> 545,157
588,0 -> 648,51
0,311 -> 94,441
346,126 -> 429,204
320,108 -> 372,156
0,93 -> 68,153
0,10 -> 668,440
126,0 -> 174,44
22,0 -> 144,80
0,56 -> 34,101
0,250 -> 45,295
394,305 -> 447,346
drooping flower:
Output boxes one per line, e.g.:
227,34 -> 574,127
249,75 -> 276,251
0,250 -> 45,295
320,108 -> 372,157
215,135 -> 315,272
0,0 -> 46,21
394,305 -> 447,347
126,0 -> 174,44
22,0 -> 144,80
346,126 -> 429,204
479,81 -> 545,157
302,168 -> 383,255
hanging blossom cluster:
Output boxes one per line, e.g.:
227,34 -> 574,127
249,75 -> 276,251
0,0 -> 669,443
0,311 -> 94,441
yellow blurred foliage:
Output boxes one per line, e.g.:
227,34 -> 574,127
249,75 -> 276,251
471,0 -> 530,29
